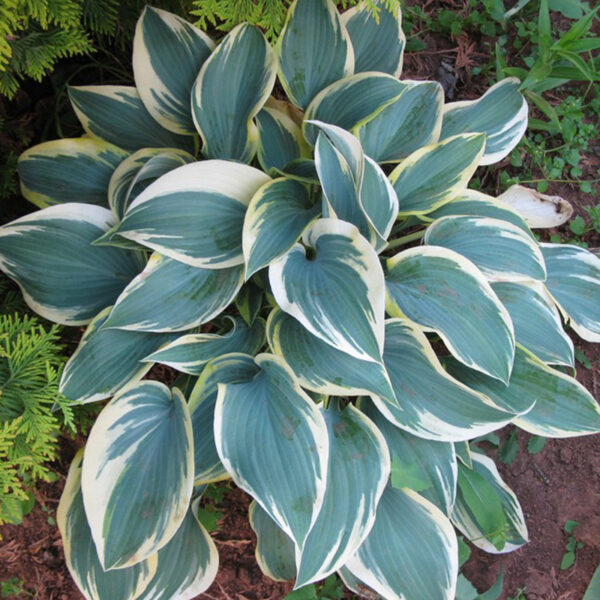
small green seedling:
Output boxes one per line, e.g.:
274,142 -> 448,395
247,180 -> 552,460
0,578 -> 29,598
561,519 -> 584,569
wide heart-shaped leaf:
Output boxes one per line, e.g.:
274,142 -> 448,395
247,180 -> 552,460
215,354 -> 328,549
18,138 -> 129,208
424,215 -> 546,282
452,453 -> 528,553
60,307 -> 175,404
440,78 -> 528,165
145,316 -> 265,375
541,243 -> 600,342
386,246 -> 515,382
192,23 -> 277,163
58,451 -> 157,600
133,7 -> 215,135
448,346 -> 600,438
341,2 -> 405,76
371,319 -> 512,442
277,0 -> 354,110
270,218 -> 385,363
0,204 -> 144,325
345,484 -> 458,600
359,398 -> 457,515
296,401 -> 390,587
491,281 -> 574,366
266,308 -> 396,404
116,160 -> 270,268
82,381 -> 194,570
68,85 -> 195,153
391,133 -> 485,216
243,177 -> 320,279
102,253 -> 243,332
188,353 -> 261,484
136,498 -> 219,600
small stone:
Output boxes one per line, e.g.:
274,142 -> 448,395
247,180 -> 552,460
559,447 -> 572,463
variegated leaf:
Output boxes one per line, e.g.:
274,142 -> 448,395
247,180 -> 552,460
116,160 -> 270,268
269,218 -> 386,363
0,204 -> 144,325
345,484 -> 458,600
82,381 -> 194,569
371,319 -> 512,442
133,7 -> 215,135
58,451 -> 157,600
145,316 -> 265,375
192,24 -> 277,163
452,453 -> 528,553
492,281 -> 574,366
188,353 -> 260,484
243,178 -> 320,279
498,185 -> 573,228
440,78 -> 528,165
60,307 -> 175,404
18,138 -> 128,208
541,243 -> 600,342
391,133 -> 486,216
102,253 -> 243,332
68,85 -> 196,153
296,401 -> 390,586
386,246 -> 515,382
215,354 -> 328,549
266,308 -> 396,404
341,2 -> 405,76
277,0 -> 354,110
424,215 -> 546,282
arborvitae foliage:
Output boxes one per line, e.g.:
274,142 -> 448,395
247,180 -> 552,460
191,0 -> 401,40
0,301 -> 75,525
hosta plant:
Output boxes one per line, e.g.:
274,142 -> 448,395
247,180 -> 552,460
3,1 -> 600,599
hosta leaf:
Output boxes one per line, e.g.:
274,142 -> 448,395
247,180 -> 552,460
270,218 -> 385,363
541,243 -> 600,342
452,453 -> 528,553
498,185 -> 573,229
102,254 -> 243,332
345,484 -> 458,600
371,319 -> 512,442
448,346 -> 600,437
296,401 -> 390,587
341,2 -> 405,76
359,398 -> 457,515
58,451 -> 157,600
338,567 -> 379,599
424,189 -> 533,237
116,160 -> 270,268
82,382 -> 194,570
440,78 -> 528,165
266,308 -> 396,404
357,81 -> 444,163
277,0 -> 354,110
68,85 -> 195,153
0,204 -> 144,326
256,106 -> 310,174
391,134 -> 485,216
276,157 -> 320,183
386,246 -> 515,382
491,281 -> 574,366
215,354 -> 328,549
133,7 -> 215,135
60,307 -> 175,404
249,501 -> 296,582
424,216 -> 546,282
136,498 -> 219,600
188,353 -> 260,484
145,316 -> 265,375
192,23 -> 277,163
108,148 -> 195,220
303,73 -> 404,145
236,282 -> 264,326
455,441 -> 473,469
18,138 -> 129,208
243,178 -> 320,279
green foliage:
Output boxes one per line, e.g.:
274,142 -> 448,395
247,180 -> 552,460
284,575 -> 345,600
561,519 -> 584,569
0,577 -> 28,598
